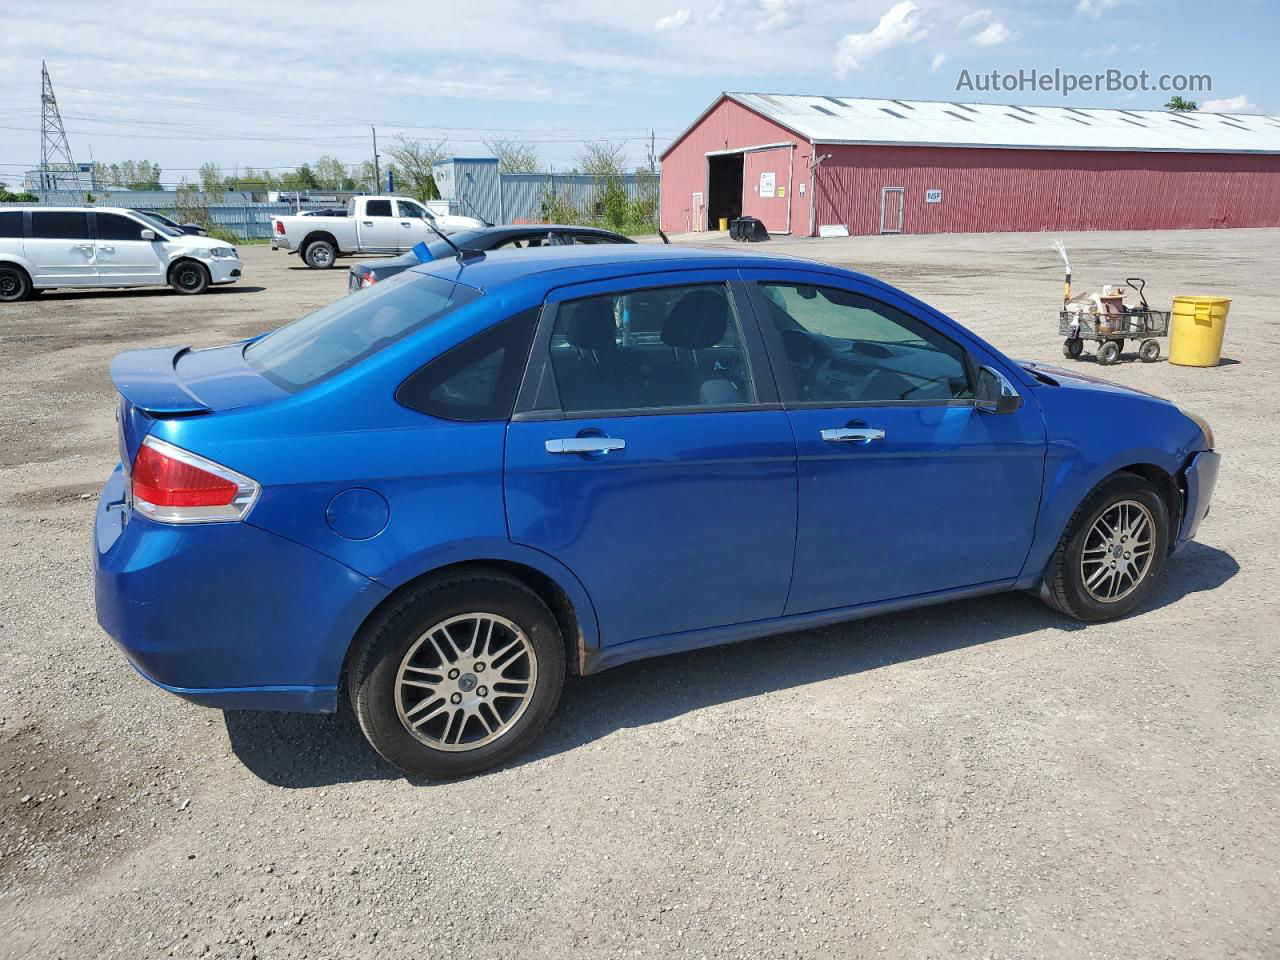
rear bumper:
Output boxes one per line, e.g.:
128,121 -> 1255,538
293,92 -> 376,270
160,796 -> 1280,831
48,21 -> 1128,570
1174,450 -> 1220,551
271,237 -> 291,251
94,465 -> 389,712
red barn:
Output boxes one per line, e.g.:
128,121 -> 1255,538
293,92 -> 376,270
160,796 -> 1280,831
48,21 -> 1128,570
659,92 -> 1280,237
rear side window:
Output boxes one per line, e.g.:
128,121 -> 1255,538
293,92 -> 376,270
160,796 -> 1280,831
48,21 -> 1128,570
246,271 -> 481,391
365,200 -> 393,217
0,211 -> 22,238
397,309 -> 540,421
96,213 -> 149,241
31,211 -> 90,240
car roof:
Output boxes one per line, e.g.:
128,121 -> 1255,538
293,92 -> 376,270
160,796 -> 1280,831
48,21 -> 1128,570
407,243 -> 828,291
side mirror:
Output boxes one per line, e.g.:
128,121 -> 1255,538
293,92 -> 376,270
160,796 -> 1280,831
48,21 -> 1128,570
139,229 -> 156,241
976,365 -> 1022,414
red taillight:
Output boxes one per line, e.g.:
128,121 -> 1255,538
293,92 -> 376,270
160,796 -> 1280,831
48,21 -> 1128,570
360,273 -> 376,288
130,438 -> 258,523
274,220 -> 286,235
133,443 -> 237,507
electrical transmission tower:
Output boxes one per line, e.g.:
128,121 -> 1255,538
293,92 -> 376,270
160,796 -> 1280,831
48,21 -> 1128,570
39,61 -> 82,200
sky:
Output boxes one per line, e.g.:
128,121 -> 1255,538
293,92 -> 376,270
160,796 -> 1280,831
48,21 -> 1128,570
0,0 -> 1274,188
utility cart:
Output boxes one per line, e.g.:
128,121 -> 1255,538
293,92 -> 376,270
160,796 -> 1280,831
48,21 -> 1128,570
1059,277 -> 1169,365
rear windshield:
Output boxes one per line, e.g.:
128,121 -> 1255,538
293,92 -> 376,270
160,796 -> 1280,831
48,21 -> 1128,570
245,271 -> 481,391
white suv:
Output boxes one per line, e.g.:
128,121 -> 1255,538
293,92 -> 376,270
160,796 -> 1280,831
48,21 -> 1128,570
0,206 -> 241,302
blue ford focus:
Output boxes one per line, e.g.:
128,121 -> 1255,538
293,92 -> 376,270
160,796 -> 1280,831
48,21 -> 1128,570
95,246 -> 1219,777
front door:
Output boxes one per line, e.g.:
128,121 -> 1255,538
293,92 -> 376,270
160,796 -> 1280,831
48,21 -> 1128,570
744,272 -> 1045,614
880,187 -> 904,234
26,210 -> 97,286
93,212 -> 167,286
395,199 -> 435,250
504,273 -> 797,647
359,198 -> 400,252
741,147 -> 792,234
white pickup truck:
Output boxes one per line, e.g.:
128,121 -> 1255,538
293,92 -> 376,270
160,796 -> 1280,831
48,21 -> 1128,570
272,196 -> 485,269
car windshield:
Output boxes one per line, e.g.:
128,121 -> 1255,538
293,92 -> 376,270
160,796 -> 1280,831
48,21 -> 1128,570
245,271 -> 481,391
133,212 -> 180,237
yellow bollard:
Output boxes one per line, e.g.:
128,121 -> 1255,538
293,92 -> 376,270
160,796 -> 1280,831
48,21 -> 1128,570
718,217 -> 730,232
1169,296 -> 1231,367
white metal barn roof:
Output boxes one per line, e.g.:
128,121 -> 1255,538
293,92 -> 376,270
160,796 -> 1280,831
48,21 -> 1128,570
720,92 -> 1280,155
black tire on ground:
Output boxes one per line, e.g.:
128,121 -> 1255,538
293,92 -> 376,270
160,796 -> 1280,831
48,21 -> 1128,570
1139,339 -> 1161,362
1040,472 -> 1170,622
0,264 -> 33,303
349,570 -> 566,779
1097,340 -> 1122,365
169,260 -> 210,295
1062,337 -> 1084,359
303,240 -> 337,269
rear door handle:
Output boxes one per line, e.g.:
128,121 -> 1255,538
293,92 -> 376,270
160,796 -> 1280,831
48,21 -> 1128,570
821,427 -> 885,444
98,245 -> 115,253
545,437 -> 626,455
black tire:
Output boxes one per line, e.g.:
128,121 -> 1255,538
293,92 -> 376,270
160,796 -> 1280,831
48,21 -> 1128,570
0,264 -> 32,303
1139,339 -> 1161,362
349,571 -> 566,778
1062,337 -> 1084,359
1097,340 -> 1121,365
303,240 -> 336,269
1041,472 -> 1170,622
169,260 -> 210,295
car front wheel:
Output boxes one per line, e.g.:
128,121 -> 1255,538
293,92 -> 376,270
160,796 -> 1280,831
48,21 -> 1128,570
350,571 -> 566,778
169,260 -> 210,295
1042,473 -> 1170,622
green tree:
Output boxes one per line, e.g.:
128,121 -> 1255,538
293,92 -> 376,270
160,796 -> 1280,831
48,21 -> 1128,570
485,137 -> 540,173
386,135 -> 450,201
1166,95 -> 1198,111
199,162 -> 225,201
313,155 -> 351,190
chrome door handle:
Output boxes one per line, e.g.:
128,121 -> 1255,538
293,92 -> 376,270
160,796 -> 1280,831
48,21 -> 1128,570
821,427 -> 885,444
545,437 -> 626,455
75,243 -> 93,251
99,245 -> 115,253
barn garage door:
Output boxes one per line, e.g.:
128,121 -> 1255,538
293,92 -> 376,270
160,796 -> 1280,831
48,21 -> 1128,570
742,146 -> 792,234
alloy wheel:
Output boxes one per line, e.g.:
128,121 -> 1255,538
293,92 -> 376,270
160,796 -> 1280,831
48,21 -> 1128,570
1080,499 -> 1156,603
394,613 -> 537,752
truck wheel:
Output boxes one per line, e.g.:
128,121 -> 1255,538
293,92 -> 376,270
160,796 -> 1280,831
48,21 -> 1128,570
349,570 -> 566,779
1041,472 -> 1170,622
1097,340 -> 1121,365
169,260 -> 210,295
0,265 -> 33,302
304,240 -> 336,269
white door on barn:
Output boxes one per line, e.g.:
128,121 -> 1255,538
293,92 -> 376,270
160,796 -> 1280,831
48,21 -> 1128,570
742,147 -> 792,233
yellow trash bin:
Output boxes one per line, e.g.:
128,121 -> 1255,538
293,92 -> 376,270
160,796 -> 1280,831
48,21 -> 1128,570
1169,296 -> 1231,367
718,217 -> 730,232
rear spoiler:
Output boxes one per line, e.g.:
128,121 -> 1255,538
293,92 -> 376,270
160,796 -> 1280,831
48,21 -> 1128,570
109,346 -> 211,415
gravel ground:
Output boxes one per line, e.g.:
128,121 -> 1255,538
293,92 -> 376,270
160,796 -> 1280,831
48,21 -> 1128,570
0,231 -> 1275,959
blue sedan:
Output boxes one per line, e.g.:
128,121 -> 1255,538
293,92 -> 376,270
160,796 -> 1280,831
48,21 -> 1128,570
94,246 -> 1219,777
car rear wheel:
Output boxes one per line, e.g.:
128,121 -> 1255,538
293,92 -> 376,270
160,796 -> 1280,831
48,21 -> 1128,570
349,571 -> 566,778
169,260 -> 210,295
0,265 -> 33,302
1041,473 -> 1170,622
304,240 -> 336,269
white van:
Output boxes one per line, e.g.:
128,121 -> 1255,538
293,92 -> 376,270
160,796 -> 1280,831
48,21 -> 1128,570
0,207 -> 241,302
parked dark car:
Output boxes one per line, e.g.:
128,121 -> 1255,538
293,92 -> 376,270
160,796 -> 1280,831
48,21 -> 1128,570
135,210 -> 207,237
299,207 -> 348,218
348,224 -> 634,292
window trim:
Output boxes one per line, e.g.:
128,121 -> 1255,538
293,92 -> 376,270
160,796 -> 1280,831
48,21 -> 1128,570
512,272 -> 778,421
741,272 -> 980,409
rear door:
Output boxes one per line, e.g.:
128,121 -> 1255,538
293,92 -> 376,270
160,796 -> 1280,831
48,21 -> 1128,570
26,210 -> 97,286
741,146 -> 792,234
357,198 -> 399,252
744,270 -> 1046,613
93,212 -> 167,286
504,272 -> 797,648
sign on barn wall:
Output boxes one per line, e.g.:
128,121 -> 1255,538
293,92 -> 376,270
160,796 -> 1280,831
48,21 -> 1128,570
759,171 -> 776,198
925,188 -> 942,203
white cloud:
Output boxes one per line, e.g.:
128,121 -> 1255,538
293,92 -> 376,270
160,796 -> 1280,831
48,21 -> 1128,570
708,0 -> 803,33
654,8 -> 692,31
1201,95 -> 1258,114
956,8 -> 1012,46
833,1 -> 927,78
1077,0 -> 1120,17
931,52 -> 948,72
972,20 -> 1012,45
